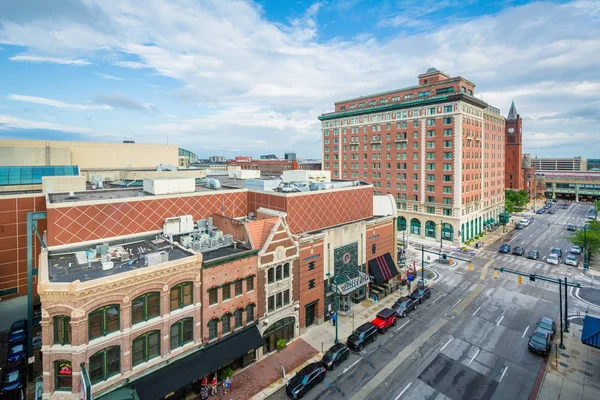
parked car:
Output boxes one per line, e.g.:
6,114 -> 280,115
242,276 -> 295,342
516,223 -> 525,230
499,244 -> 511,254
346,323 -> 378,351
0,362 -> 25,400
567,224 -> 577,231
550,247 -> 563,257
286,362 -> 326,399
527,250 -> 540,260
536,209 -> 545,214
409,286 -> 432,304
544,204 -> 551,209
8,320 -> 27,345
528,328 -> 551,356
565,254 -> 579,267
547,253 -> 561,265
548,209 -> 555,215
562,204 -> 569,209
6,339 -> 25,366
322,343 -> 349,370
371,308 -> 397,333
569,245 -> 582,254
536,316 -> 557,338
512,246 -> 525,256
392,297 -> 418,318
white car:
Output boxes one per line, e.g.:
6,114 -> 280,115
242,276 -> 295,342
569,245 -> 582,254
547,254 -> 560,265
565,254 -> 579,267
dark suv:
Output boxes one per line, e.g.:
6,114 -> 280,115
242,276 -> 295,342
286,362 -> 326,399
409,286 -> 432,304
392,296 -> 418,318
512,246 -> 525,256
322,343 -> 350,370
498,244 -> 511,254
347,323 -> 378,351
371,308 -> 397,333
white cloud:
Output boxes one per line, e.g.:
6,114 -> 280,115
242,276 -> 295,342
113,61 -> 149,69
0,114 -> 121,138
96,73 -> 124,81
7,94 -> 112,110
9,54 -> 91,65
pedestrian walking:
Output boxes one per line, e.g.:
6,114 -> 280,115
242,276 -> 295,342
224,377 -> 231,394
200,385 -> 209,400
331,312 -> 336,327
211,376 -> 218,396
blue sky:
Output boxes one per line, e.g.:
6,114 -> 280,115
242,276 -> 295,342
1,0 -> 599,159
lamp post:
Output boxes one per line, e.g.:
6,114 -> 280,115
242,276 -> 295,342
326,273 -> 339,344
421,245 -> 425,284
583,225 -> 589,269
564,277 -> 569,333
558,279 -> 565,349
440,220 -> 443,254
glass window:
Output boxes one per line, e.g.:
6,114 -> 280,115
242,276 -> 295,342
276,265 -> 282,281
235,280 -> 243,297
276,292 -> 283,309
208,319 -> 218,340
246,276 -> 254,292
89,305 -> 120,340
222,314 -> 231,335
54,360 -> 72,391
170,318 -> 193,350
283,290 -> 290,305
208,288 -> 218,305
267,268 -> 274,283
132,331 -> 160,367
170,282 -> 193,311
268,296 -> 275,312
283,263 -> 290,278
89,346 -> 120,384
54,316 -> 71,345
246,304 -> 255,323
234,309 -> 243,328
222,283 -> 231,301
132,292 -> 160,325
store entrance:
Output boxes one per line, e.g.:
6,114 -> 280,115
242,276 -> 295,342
263,317 -> 295,354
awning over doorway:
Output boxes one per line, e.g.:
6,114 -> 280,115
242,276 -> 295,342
132,325 -> 263,400
581,315 -> 600,349
368,253 -> 399,285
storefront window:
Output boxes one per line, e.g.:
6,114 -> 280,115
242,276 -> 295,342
263,317 -> 295,354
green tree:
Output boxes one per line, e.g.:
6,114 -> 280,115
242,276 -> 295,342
505,189 -> 530,212
505,198 -> 515,213
570,220 -> 600,259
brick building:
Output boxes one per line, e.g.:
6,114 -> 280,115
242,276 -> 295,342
227,158 -> 321,175
505,101 -> 524,190
319,68 -> 506,243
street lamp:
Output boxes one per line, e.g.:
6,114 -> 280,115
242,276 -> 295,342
421,245 -> 425,284
583,224 -> 589,269
326,273 -> 339,344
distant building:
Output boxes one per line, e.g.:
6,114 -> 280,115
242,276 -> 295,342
209,156 -> 226,163
530,157 -> 587,172
178,148 -> 198,167
260,154 -> 278,160
284,152 -> 297,161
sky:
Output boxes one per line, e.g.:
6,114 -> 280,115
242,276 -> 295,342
0,0 -> 599,159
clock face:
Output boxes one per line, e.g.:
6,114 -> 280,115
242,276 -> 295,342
508,127 -> 515,133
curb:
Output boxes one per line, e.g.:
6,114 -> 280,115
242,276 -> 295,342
528,345 -> 551,400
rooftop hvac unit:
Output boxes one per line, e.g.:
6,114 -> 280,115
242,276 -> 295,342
180,236 -> 193,248
224,234 -> 233,245
199,233 -> 209,242
206,178 -> 221,189
191,241 -> 202,252
102,261 -> 114,271
197,219 -> 208,233
75,252 -> 88,265
96,244 -> 108,256
164,217 -> 181,235
210,238 -> 218,248
179,215 -> 194,234
120,252 -> 130,262
101,254 -> 111,263
146,251 -> 169,267
213,230 -> 224,239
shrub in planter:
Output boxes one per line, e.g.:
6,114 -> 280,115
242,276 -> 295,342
276,338 -> 287,351
219,367 -> 233,382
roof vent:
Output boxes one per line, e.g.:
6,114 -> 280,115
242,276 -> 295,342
426,67 -> 438,73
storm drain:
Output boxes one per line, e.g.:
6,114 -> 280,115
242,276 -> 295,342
559,362 -> 569,368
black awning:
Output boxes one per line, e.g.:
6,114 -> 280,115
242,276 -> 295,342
368,253 -> 399,285
133,325 -> 263,400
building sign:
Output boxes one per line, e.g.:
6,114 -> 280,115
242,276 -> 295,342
333,242 -> 359,281
235,156 -> 252,162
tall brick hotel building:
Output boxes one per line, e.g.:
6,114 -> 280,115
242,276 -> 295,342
320,68 -> 507,243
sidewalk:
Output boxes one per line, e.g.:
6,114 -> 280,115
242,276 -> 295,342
535,323 -> 600,400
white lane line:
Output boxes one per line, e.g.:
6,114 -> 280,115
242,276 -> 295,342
499,366 -> 508,382
452,299 -> 462,309
432,294 -> 444,304
468,348 -> 480,366
396,320 -> 410,332
473,306 -> 482,316
394,382 -> 413,400
496,315 -> 504,326
440,338 -> 453,352
342,358 -> 362,374
522,325 -> 529,338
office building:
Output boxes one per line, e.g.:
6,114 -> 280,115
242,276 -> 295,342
284,152 -> 297,161
530,157 -> 587,172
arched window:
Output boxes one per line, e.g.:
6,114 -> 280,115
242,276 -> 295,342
425,220 -> 436,238
54,360 -> 72,391
53,316 -> 71,345
246,304 -> 255,323
222,313 -> 231,335
132,292 -> 160,325
208,319 -> 218,340
132,330 -> 160,367
275,265 -> 282,281
208,287 -> 218,305
267,268 -> 274,283
89,305 -> 120,340
170,282 -> 193,311
397,216 -> 407,231
89,346 -> 120,384
234,309 -> 244,328
170,318 -> 193,350
410,218 -> 421,235
283,263 -> 290,278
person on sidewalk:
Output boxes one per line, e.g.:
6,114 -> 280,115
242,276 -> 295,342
211,376 -> 218,396
331,312 -> 337,326
224,376 -> 231,394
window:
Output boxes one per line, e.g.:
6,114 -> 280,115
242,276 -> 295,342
268,296 -> 275,312
276,292 -> 283,309
208,288 -> 218,305
443,140 -> 452,148
427,206 -> 435,214
89,346 -> 120,384
208,319 -> 218,340
246,276 -> 254,292
222,283 -> 231,301
132,331 -> 160,367
443,209 -> 453,216
443,186 -> 452,193
234,309 -> 244,328
308,279 -> 316,289
284,263 -> 290,278
235,280 -> 243,297
427,119 -> 435,126
443,175 -> 452,182
246,304 -> 255,323
443,129 -> 452,136
54,361 -> 72,391
54,316 -> 71,345
427,107 -> 435,115
170,318 -> 193,349
444,117 -> 452,124
268,268 -> 274,283
222,313 -> 231,335
170,282 -> 193,311
372,243 -> 377,254
89,305 -> 120,340
132,292 -> 160,325
276,265 -> 282,281
443,105 -> 453,112
283,290 -> 290,305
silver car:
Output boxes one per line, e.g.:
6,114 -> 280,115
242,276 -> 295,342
569,245 -> 582,254
565,254 -> 579,267
547,253 -> 560,265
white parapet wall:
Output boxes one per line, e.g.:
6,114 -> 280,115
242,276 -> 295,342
42,176 -> 86,194
143,177 -> 196,195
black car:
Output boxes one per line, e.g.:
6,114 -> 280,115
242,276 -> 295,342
527,250 -> 540,260
536,316 -> 557,338
322,343 -> 349,370
536,209 -> 545,214
409,287 -> 432,304
567,224 -> 577,231
498,244 -> 511,254
392,296 -> 418,318
528,328 -> 551,356
512,246 -> 525,256
8,320 -> 27,345
550,247 -> 563,258
0,363 -> 25,400
346,323 -> 378,351
548,209 -> 555,215
286,362 -> 326,399
561,204 -> 569,210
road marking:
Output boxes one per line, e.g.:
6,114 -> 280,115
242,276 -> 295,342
396,320 -> 410,332
452,299 -> 462,309
342,358 -> 362,374
468,348 -> 480,366
432,294 -> 444,304
481,258 -> 494,280
499,366 -> 508,382
522,325 -> 529,338
473,306 -> 481,316
496,315 -> 504,326
394,382 -> 413,400
440,338 -> 453,352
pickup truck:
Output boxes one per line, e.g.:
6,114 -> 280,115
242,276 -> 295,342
371,308 -> 397,333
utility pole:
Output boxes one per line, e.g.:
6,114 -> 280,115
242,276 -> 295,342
439,219 -> 443,257
326,273 -> 340,344
584,225 -> 589,269
559,280 -> 565,349
564,277 -> 569,333
421,245 -> 425,284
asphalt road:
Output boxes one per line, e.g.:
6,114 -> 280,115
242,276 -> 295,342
267,202 -> 600,400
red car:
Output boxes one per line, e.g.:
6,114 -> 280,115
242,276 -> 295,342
371,308 -> 397,333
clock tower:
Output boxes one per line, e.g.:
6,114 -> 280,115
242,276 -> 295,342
504,101 -> 524,191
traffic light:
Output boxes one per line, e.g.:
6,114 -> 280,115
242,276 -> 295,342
468,262 -> 473,271
493,270 -> 498,279
529,274 -> 536,282
518,275 -> 523,285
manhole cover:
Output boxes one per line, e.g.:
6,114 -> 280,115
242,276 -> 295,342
584,361 -> 593,366
445,313 -> 455,319
559,362 -> 569,368
562,353 -> 570,358
584,371 -> 594,377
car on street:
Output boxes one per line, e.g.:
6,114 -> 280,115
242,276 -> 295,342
528,328 -> 551,356
565,254 -> 579,267
392,296 -> 418,318
0,362 -> 25,400
567,224 -> 577,231
498,244 -> 511,254
409,286 -> 432,304
321,343 -> 350,370
371,308 -> 397,333
512,246 -> 525,256
536,316 -> 557,337
346,323 -> 378,351
548,209 -> 555,214
536,209 -> 545,214
569,245 -> 582,254
286,362 -> 326,399
547,253 -> 561,265
8,320 -> 27,345
544,204 -> 551,209
516,222 -> 525,229
550,247 -> 563,257
527,250 -> 540,260
6,339 -> 25,366
562,204 -> 569,209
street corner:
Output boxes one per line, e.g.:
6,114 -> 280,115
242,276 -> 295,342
573,287 -> 600,308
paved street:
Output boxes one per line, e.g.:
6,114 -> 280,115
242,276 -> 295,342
266,202 -> 600,400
